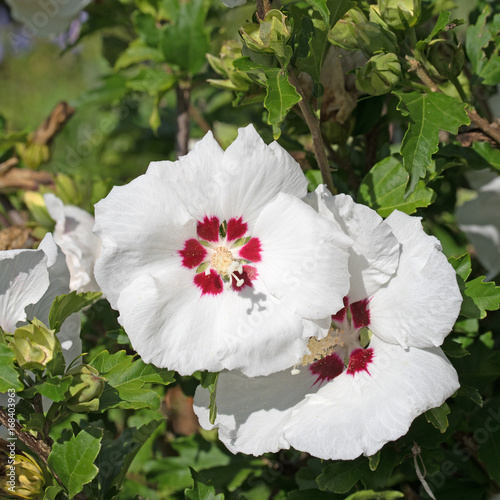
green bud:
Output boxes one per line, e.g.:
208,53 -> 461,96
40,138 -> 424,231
377,0 -> 421,30
426,39 -> 465,80
353,21 -> 398,57
16,142 -> 50,170
12,321 -> 59,371
355,53 -> 402,96
0,442 -> 45,500
328,7 -> 368,51
206,41 -> 253,91
240,10 -> 292,65
65,364 -> 105,412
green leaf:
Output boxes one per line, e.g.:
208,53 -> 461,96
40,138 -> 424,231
466,6 -> 500,85
345,491 -> 404,500
0,343 -> 23,392
185,468 -> 224,500
133,12 -> 163,47
306,170 -> 323,192
415,11 -> 464,51
357,156 -> 436,217
457,385 -> 483,407
295,18 -> 329,84
441,338 -> 469,358
48,426 -> 103,498
316,457 -> 370,493
425,402 -> 451,433
305,0 -> 353,27
263,68 -> 301,139
462,276 -> 500,319
394,92 -> 470,195
160,0 -> 210,75
89,350 -> 175,411
35,374 -> 73,402
125,68 -> 177,96
49,291 -> 102,333
115,39 -> 164,70
471,141 -> 500,172
477,398 -> 500,483
96,419 -> 163,496
43,485 -> 64,500
362,447 -> 402,489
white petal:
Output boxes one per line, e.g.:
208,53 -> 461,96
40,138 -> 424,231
193,368 -> 319,456
117,268 -> 321,376
45,194 -> 102,293
0,247 -> 48,332
94,174 -> 195,308
284,337 -> 459,460
146,131 -> 224,221
308,188 -> 400,302
25,234 -> 72,326
220,125 -> 308,228
255,192 -> 352,319
368,211 -> 462,348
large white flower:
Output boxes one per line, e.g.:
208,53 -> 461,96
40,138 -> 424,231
456,169 -> 500,280
6,0 -> 90,37
194,188 -> 462,460
44,193 -> 102,294
94,125 -> 352,377
0,233 -> 81,365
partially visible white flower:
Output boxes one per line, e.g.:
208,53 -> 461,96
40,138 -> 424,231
456,169 -> 500,280
44,194 -> 101,294
194,189 -> 461,460
0,233 -> 81,365
6,0 -> 90,37
0,234 -> 81,437
94,125 -> 353,377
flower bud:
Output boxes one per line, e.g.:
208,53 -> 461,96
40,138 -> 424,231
65,364 -> 105,412
353,21 -> 398,57
328,7 -> 368,51
377,0 -> 421,30
240,10 -> 292,62
0,442 -> 44,500
426,39 -> 465,80
355,53 -> 402,96
206,41 -> 253,91
12,321 -> 59,371
16,142 -> 50,170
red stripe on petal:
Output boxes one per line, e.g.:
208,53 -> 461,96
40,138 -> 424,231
226,217 -> 248,242
179,239 -> 208,269
197,216 -> 220,242
194,269 -> 224,296
309,352 -> 344,386
350,299 -> 370,328
232,265 -> 258,291
239,238 -> 262,262
332,296 -> 349,324
346,348 -> 373,376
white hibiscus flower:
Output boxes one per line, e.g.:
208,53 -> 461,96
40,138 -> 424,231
93,125 -> 352,377
0,233 -> 81,365
194,188 -> 462,460
44,193 -> 102,294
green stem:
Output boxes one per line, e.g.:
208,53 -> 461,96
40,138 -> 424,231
450,76 -> 468,103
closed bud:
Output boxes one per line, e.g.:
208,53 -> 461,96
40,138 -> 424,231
329,7 -> 368,50
353,21 -> 398,57
206,41 -> 253,91
240,10 -> 292,63
355,53 -> 402,96
65,364 -> 105,412
378,0 -> 421,30
12,321 -> 59,371
0,442 -> 44,500
17,142 -> 50,170
426,39 -> 465,80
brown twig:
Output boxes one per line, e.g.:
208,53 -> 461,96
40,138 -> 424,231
32,102 -> 75,146
256,0 -> 271,20
289,71 -> 336,194
175,84 -> 191,159
189,106 -> 211,135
